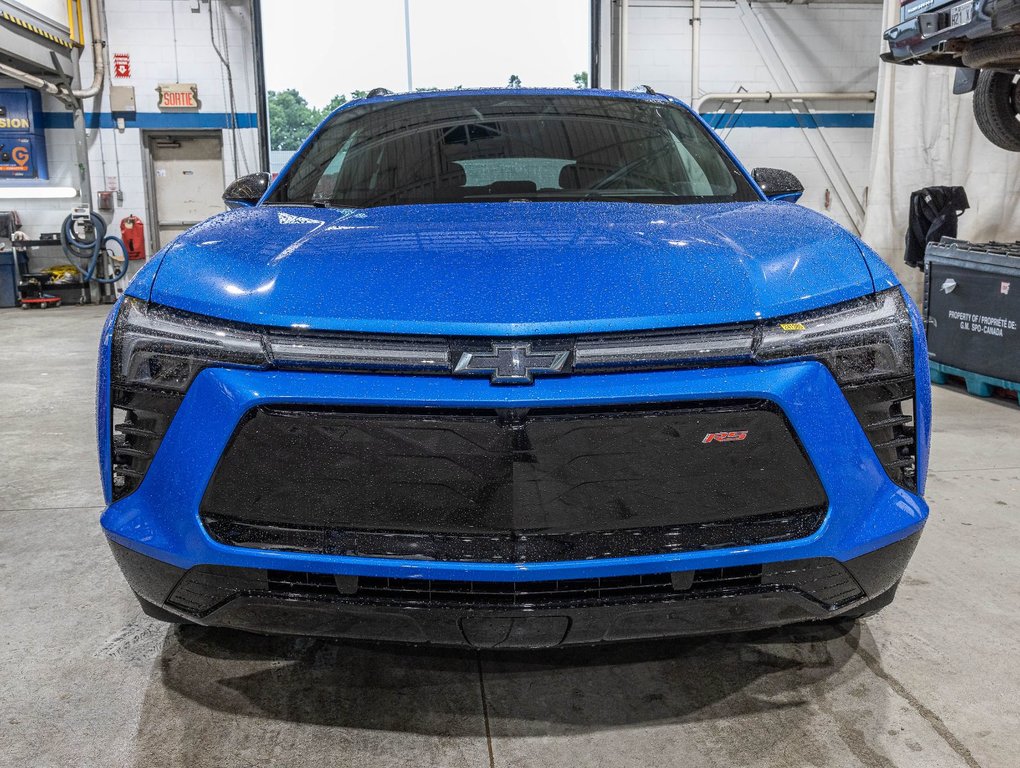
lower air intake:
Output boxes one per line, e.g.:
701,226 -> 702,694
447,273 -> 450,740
844,376 -> 916,491
110,386 -> 181,499
165,558 -> 865,616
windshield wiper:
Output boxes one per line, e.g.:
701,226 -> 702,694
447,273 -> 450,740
581,155 -> 657,200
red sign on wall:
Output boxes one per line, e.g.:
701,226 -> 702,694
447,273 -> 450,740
157,84 -> 199,110
113,53 -> 130,78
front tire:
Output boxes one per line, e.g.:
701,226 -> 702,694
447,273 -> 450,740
973,71 -> 1020,152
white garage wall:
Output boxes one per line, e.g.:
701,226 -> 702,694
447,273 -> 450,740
8,0 -> 260,268
602,0 -> 885,234
79,0 -> 261,246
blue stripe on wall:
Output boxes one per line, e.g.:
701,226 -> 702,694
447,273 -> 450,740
41,112 -> 259,130
699,112 -> 875,129
38,111 -> 874,131
39,110 -> 871,131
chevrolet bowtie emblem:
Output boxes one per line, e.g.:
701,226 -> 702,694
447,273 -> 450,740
454,343 -> 571,384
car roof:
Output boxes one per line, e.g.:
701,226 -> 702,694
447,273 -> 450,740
326,87 -> 686,119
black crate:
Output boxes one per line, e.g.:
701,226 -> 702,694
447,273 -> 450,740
924,239 -> 1020,383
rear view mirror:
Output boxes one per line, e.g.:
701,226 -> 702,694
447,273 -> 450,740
223,172 -> 271,208
752,168 -> 804,203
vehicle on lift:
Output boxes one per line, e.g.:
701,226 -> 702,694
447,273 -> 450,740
884,0 -> 1020,151
98,89 -> 930,648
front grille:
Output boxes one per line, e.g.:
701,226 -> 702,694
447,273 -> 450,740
344,561 -> 861,609
844,376 -> 916,491
201,401 -> 828,562
203,508 -> 827,563
165,558 -> 865,616
110,386 -> 181,499
353,572 -> 679,605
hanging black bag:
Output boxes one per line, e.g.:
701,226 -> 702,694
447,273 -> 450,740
904,186 -> 969,269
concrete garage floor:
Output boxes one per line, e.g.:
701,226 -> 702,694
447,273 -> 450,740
1,304 -> 1018,768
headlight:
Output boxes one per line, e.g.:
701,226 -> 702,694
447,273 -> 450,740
756,288 -> 913,385
759,287 -> 916,492
576,288 -> 912,384
112,297 -> 268,393
113,289 -> 913,392
108,289 -> 917,499
112,298 -> 452,394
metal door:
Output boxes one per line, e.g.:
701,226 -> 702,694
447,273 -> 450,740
146,133 -> 225,248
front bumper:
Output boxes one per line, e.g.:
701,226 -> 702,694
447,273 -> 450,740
101,361 -> 928,644
111,532 -> 920,648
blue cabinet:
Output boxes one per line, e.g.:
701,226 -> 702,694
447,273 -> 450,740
0,88 -> 48,180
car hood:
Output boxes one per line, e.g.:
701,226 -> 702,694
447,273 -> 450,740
142,201 -> 878,336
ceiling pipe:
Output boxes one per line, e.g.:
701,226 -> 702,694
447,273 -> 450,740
696,90 -> 877,110
0,62 -> 64,97
72,0 -> 106,100
0,0 -> 105,104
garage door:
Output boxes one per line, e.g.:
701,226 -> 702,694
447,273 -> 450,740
147,133 -> 225,248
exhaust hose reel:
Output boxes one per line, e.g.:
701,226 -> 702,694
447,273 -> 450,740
60,211 -> 130,285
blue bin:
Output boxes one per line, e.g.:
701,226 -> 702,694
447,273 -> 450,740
0,250 -> 17,307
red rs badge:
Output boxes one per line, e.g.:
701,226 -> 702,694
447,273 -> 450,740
702,431 -> 748,443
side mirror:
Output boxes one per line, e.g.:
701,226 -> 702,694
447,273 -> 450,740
223,172 -> 271,208
752,168 -> 804,203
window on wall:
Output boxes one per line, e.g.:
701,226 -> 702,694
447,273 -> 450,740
260,0 -> 590,171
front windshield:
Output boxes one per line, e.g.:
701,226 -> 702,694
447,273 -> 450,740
267,94 -> 760,208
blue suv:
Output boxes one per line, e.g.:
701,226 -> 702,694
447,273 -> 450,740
99,89 -> 929,648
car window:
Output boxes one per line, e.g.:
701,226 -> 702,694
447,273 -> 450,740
309,130 -> 359,201
455,158 -> 576,189
268,94 -> 759,208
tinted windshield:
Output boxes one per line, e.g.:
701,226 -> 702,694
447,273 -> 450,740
268,94 -> 759,208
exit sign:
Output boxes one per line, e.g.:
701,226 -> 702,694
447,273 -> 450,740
157,83 -> 199,110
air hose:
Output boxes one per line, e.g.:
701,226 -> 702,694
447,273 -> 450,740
60,212 -> 130,284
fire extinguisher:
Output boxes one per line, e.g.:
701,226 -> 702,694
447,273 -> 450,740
120,215 -> 146,261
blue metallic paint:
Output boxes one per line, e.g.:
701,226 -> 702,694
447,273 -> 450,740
123,246 -> 171,302
96,298 -> 120,505
766,192 -> 805,203
147,201 -> 877,336
98,88 -> 929,587
100,361 -> 927,582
